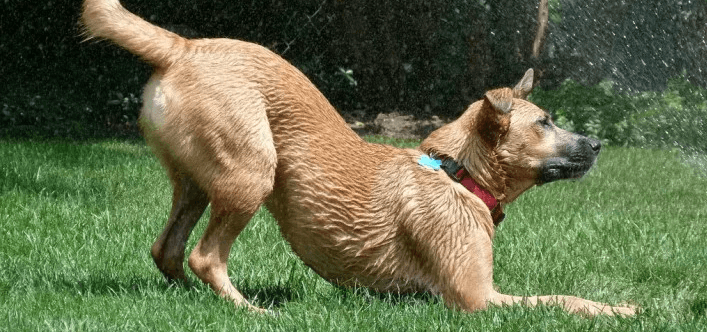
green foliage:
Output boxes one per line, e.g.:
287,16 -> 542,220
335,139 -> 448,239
549,0 -> 562,24
630,77 -> 707,153
530,76 -> 707,153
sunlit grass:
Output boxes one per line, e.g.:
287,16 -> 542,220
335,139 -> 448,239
1,139 -> 705,331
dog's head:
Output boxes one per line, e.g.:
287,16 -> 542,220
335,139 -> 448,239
419,69 -> 601,203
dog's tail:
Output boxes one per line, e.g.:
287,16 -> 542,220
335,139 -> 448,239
81,0 -> 186,67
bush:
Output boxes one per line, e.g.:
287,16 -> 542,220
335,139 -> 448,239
631,77 -> 707,154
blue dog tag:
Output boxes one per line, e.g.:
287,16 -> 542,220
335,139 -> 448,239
418,155 -> 442,170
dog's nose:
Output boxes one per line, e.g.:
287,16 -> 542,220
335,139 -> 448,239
589,139 -> 601,153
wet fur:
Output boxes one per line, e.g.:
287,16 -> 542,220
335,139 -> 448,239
81,0 -> 636,316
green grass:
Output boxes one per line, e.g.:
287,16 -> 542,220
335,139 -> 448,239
1,139 -> 706,331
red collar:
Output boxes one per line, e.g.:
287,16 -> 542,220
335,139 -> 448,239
437,158 -> 499,211
453,168 -> 499,211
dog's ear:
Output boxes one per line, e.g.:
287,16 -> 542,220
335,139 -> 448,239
479,88 -> 512,145
419,88 -> 512,160
512,68 -> 534,100
484,88 -> 513,114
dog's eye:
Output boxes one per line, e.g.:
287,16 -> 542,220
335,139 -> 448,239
537,117 -> 552,129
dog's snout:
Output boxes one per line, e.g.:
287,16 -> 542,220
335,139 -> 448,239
569,135 -> 601,156
589,139 -> 601,153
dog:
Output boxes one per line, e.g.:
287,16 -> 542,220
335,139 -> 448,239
81,0 -> 636,316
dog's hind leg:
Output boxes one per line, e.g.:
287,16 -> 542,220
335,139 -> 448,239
188,209 -> 261,311
187,165 -> 275,312
151,171 -> 209,283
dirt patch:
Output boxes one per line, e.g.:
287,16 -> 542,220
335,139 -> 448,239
348,112 -> 446,140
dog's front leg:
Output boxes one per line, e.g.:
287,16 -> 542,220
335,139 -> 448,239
485,291 -> 638,317
424,228 -> 498,313
431,231 -> 637,317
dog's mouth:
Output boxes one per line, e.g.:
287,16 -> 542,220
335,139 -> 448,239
537,135 -> 601,185
538,157 -> 596,184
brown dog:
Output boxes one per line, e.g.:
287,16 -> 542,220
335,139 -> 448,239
82,0 -> 636,316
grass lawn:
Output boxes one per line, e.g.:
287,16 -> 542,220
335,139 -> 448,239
1,138 -> 706,331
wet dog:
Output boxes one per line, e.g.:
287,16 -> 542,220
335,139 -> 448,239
82,0 -> 636,316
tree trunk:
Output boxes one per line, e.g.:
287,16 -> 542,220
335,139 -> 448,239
532,0 -> 549,58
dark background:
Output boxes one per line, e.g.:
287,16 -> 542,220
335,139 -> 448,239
2,0 -> 706,138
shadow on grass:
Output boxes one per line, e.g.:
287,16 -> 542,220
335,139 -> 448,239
49,271 -> 439,309
47,272 -> 178,297
240,285 -> 298,308
36,269 -> 298,308
15,256 -> 443,312
690,297 -> 707,318
333,284 -> 442,307
242,282 -> 441,309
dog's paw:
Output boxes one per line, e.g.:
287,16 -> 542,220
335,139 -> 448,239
578,302 -> 639,317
